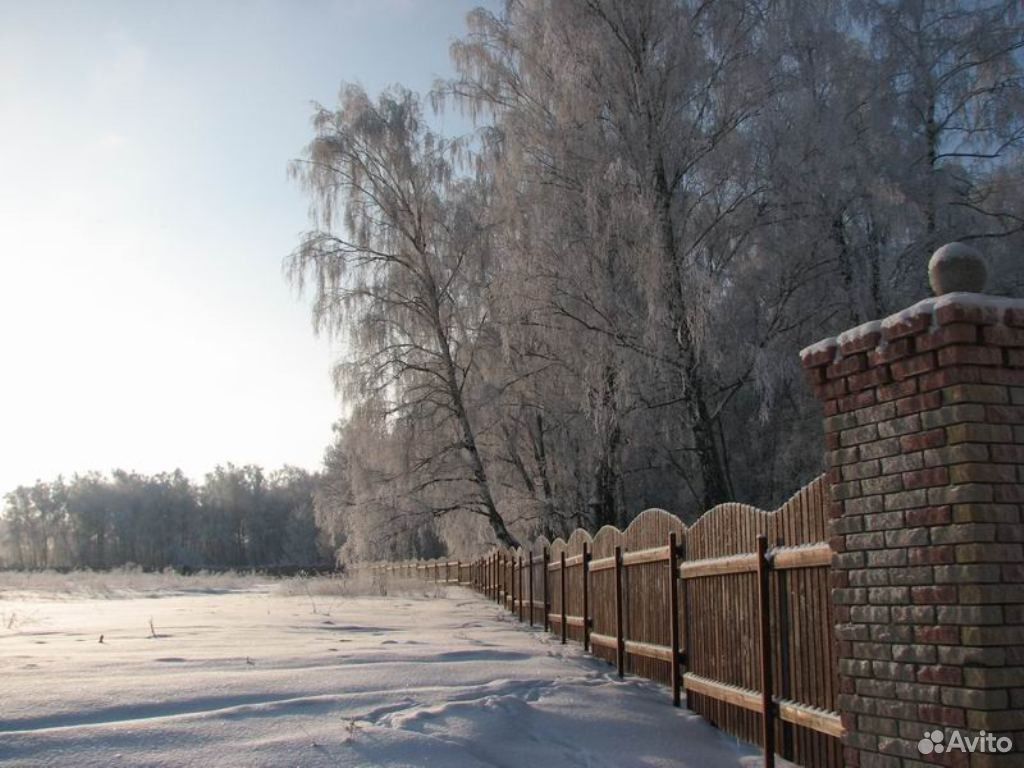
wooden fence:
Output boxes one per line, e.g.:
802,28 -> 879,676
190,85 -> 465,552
360,474 -> 840,768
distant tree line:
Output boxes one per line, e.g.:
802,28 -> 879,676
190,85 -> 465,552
0,465 -> 333,570
292,0 -> 1024,562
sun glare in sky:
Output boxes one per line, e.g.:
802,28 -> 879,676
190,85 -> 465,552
0,0 -> 482,493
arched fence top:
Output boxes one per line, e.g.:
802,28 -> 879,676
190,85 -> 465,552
769,473 -> 829,546
623,507 -> 685,551
685,502 -> 769,560
548,537 -> 568,558
567,528 -> 593,554
366,474 -> 826,570
591,525 -> 624,558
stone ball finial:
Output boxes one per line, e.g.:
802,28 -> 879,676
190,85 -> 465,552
928,242 -> 987,296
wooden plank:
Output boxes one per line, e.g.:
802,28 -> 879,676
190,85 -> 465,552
589,555 -> 616,573
564,553 -> 585,568
621,545 -> 671,567
777,701 -> 844,738
589,631 -> 617,650
680,552 -> 759,579
771,543 -> 832,570
683,673 -> 762,713
546,612 -> 585,627
624,639 -> 674,663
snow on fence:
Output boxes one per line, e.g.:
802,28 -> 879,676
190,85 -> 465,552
358,474 -> 840,768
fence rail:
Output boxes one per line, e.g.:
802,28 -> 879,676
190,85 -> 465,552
356,474 -> 840,768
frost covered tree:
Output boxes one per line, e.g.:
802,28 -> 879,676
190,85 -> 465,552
863,0 -> 1024,249
443,0 -> 824,512
288,85 -> 520,548
298,0 -> 1024,562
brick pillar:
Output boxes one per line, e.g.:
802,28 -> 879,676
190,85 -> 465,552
801,244 -> 1023,768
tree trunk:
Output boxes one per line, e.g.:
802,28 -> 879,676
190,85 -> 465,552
426,274 -> 519,549
653,157 -> 733,511
532,413 -> 558,540
832,212 -> 860,324
592,365 -> 624,529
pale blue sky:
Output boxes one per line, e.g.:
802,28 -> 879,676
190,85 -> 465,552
0,0 -> 487,493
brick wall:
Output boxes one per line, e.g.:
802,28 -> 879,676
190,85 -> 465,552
802,288 -> 1024,767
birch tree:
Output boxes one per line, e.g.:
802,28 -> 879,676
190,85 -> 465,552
289,85 -> 520,548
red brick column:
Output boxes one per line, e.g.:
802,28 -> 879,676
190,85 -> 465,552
801,245 -> 1023,767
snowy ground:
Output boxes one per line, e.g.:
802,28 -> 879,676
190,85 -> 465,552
1,577 -> 774,767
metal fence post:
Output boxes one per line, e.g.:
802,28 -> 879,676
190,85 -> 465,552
560,550 -> 567,644
614,544 -> 624,678
582,542 -> 590,652
757,535 -> 775,768
528,552 -> 535,627
669,531 -> 682,707
543,548 -> 550,632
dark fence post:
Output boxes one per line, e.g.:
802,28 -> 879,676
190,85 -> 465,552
542,548 -> 550,632
518,555 -> 524,622
756,535 -> 775,768
614,544 -> 624,678
510,556 -> 516,614
582,541 -> 590,652
669,531 -> 681,707
560,550 -> 567,644
528,553 -> 534,627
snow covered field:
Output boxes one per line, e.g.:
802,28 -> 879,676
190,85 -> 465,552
1,577 -> 774,767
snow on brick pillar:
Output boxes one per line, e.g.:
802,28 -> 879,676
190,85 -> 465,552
801,243 -> 1024,768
